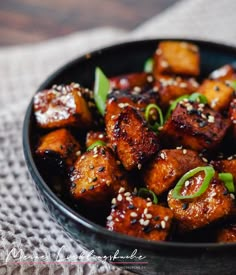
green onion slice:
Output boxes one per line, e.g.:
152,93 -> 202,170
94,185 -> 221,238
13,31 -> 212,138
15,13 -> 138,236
188,93 -> 208,104
228,80 -> 236,90
145,103 -> 164,132
219,172 -> 235,193
165,95 -> 189,120
138,188 -> 158,204
144,58 -> 154,73
87,140 -> 106,151
172,166 -> 215,200
94,67 -> 110,116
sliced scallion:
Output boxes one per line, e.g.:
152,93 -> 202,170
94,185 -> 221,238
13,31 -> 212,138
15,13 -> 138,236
188,92 -> 208,104
87,140 -> 106,151
165,95 -> 189,120
228,80 -> 236,90
144,58 -> 154,73
138,188 -> 158,204
94,67 -> 110,116
219,172 -> 235,193
144,103 -> 164,132
172,166 -> 215,200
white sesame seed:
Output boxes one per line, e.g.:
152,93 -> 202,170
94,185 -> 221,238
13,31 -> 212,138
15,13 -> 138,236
98,134 -> 104,138
107,215 -> 112,221
139,219 -> 144,225
202,157 -> 208,163
130,212 -> 138,217
185,180 -> 190,187
118,102 -> 130,108
124,192 -> 131,197
146,202 -> 152,207
161,221 -> 166,229
119,187 -> 125,193
111,115 -> 116,119
116,160 -> 121,165
160,152 -> 165,160
134,86 -> 142,93
153,86 -> 159,92
230,193 -> 235,200
201,114 -> 207,119
76,151 -> 81,156
117,194 -> 123,201
176,146 -> 182,150
115,218 -> 119,222
147,75 -> 154,82
145,214 -> 152,219
164,216 -> 169,222
143,220 -> 150,226
137,163 -> 142,170
211,192 -> 217,197
144,208 -> 148,214
146,198 -> 151,201
227,156 -> 233,160
111,198 -> 117,204
208,115 -> 215,123
81,155 -> 86,160
183,149 -> 187,155
179,82 -> 187,88
126,197 -> 132,202
156,49 -> 162,55
161,60 -> 169,68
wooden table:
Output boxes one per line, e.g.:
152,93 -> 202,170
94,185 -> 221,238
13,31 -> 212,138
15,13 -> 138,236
0,0 -> 178,46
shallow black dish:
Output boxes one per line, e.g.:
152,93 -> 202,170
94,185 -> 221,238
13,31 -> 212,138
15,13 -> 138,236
23,39 -> 236,274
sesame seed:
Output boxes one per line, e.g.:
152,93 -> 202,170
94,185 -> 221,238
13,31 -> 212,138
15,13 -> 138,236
118,103 -> 130,108
227,156 -> 233,160
130,212 -> 138,217
134,86 -> 142,93
115,218 -> 119,222
117,194 -> 123,201
208,115 -> 215,123
201,114 -> 207,119
89,164 -> 94,169
106,180 -> 111,186
185,180 -> 190,187
111,198 -> 117,204
230,193 -> 235,199
137,163 -> 142,170
139,219 -> 144,225
111,115 -> 116,119
176,146 -> 182,150
145,214 -> 152,219
119,187 -> 125,193
202,157 -> 208,163
107,215 -> 112,221
116,160 -> 121,165
161,221 -> 166,229
164,216 -> 169,222
146,202 -> 152,207
156,49 -> 162,55
147,75 -> 154,82
183,149 -> 187,155
144,208 -> 148,214
143,220 -> 150,226
211,192 -> 217,197
160,152 -> 165,160
76,151 -> 81,156
81,155 -> 86,160
124,192 -> 131,197
161,60 -> 169,68
179,82 -> 187,88
98,134 -> 104,138
126,197 -> 132,202
93,154 -> 98,158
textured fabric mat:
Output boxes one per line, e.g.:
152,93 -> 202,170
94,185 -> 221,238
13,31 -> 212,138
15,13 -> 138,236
0,0 -> 236,274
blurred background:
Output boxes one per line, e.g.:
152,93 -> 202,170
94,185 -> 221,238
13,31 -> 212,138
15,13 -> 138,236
0,0 -> 178,46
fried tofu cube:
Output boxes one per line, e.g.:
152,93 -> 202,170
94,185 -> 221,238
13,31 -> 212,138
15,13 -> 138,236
229,98 -> 236,139
36,128 -> 81,167
85,131 -> 108,148
70,146 -> 129,205
34,83 -> 93,129
161,101 -> 231,151
143,149 -> 204,195
110,72 -> 154,91
209,65 -> 236,81
108,106 -> 159,170
217,224 -> 236,242
168,172 -> 234,231
211,157 -> 236,183
153,41 -> 200,77
198,80 -> 234,111
107,193 -> 173,241
155,76 -> 199,108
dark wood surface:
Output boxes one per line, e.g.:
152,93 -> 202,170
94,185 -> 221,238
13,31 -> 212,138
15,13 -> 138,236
0,0 -> 178,46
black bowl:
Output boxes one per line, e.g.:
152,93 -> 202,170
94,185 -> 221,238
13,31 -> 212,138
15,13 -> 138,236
23,39 -> 236,274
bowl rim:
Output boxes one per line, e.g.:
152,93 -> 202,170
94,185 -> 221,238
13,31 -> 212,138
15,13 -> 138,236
23,38 -> 236,251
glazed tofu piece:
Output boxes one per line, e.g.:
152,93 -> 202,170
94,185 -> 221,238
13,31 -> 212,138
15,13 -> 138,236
107,192 -> 173,241
155,76 -> 199,108
229,98 -> 236,139
70,146 -> 129,205
153,41 -> 200,77
217,224 -> 236,242
108,106 -> 159,170
143,149 -> 204,195
34,83 -> 93,129
211,157 -> 236,183
209,64 -> 236,81
161,100 -> 231,151
85,131 -> 108,148
110,72 -> 154,91
168,172 -> 234,231
198,80 -> 234,111
36,128 -> 81,167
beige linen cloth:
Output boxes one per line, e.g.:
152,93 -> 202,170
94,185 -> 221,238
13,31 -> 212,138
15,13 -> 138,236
0,0 -> 236,274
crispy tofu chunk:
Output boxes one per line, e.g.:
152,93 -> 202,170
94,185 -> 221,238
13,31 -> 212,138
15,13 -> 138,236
107,193 -> 173,241
153,41 -> 200,77
217,224 -> 236,242
211,157 -> 236,183
108,106 -> 159,170
168,172 -> 234,231
143,149 -> 204,195
34,83 -> 93,129
110,72 -> 154,91
198,80 -> 234,111
229,98 -> 236,139
155,76 -> 199,108
161,101 -> 231,151
209,65 -> 236,81
70,146 -> 129,204
85,131 -> 108,148
36,128 -> 81,167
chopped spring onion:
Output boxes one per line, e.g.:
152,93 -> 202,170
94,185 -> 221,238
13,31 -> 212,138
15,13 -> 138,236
94,67 -> 110,116
144,103 -> 164,132
87,140 -> 106,151
165,95 -> 189,120
138,188 -> 158,204
228,80 -> 236,90
219,172 -> 235,193
172,166 -> 215,200
144,58 -> 154,73
188,93 -> 208,104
